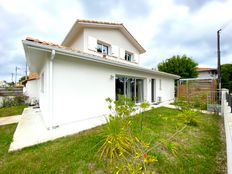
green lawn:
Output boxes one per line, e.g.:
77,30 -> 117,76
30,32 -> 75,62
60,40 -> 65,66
0,107 -> 226,173
0,105 -> 27,117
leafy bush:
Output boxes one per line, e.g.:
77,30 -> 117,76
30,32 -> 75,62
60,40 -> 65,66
99,96 -> 157,173
1,95 -> 28,108
175,92 -> 207,111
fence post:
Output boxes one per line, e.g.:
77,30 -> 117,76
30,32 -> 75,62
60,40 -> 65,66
230,94 -> 232,113
221,90 -> 224,116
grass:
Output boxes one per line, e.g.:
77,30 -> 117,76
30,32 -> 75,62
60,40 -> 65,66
0,107 -> 226,173
0,105 -> 27,117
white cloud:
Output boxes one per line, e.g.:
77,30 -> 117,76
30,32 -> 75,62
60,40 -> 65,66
0,0 -> 231,81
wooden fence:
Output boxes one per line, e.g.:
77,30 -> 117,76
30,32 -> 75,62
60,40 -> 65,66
177,79 -> 217,97
0,87 -> 23,96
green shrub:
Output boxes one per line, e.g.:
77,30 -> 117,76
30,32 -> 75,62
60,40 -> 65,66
175,92 -> 207,111
1,95 -> 28,108
99,96 -> 157,173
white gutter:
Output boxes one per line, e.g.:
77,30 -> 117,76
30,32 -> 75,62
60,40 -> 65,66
23,40 -> 180,79
49,50 -> 55,129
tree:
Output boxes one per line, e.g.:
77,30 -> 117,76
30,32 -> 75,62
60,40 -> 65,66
221,64 -> 232,92
18,76 -> 28,83
158,55 -> 198,78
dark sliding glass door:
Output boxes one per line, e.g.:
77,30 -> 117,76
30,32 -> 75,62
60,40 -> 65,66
151,79 -> 156,103
115,76 -> 144,103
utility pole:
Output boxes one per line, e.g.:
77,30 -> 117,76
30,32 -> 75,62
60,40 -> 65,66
15,66 -> 20,86
217,29 -> 222,91
11,73 -> 14,83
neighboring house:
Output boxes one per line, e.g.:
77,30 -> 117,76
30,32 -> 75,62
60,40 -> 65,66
22,73 -> 39,104
0,80 -> 8,87
23,19 -> 179,129
196,67 -> 217,79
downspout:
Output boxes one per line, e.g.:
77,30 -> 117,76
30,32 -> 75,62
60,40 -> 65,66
49,50 -> 55,129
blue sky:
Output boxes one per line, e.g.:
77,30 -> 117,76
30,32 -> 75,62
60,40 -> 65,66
0,0 -> 232,82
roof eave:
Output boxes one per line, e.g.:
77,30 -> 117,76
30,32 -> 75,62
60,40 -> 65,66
23,40 -> 179,79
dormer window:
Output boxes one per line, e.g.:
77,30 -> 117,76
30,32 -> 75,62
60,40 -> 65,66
97,42 -> 108,55
125,51 -> 133,62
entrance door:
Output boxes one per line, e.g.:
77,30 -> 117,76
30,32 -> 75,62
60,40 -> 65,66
151,79 -> 156,103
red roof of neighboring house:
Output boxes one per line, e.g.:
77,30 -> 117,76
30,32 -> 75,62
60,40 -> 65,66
195,67 -> 217,71
21,72 -> 39,86
28,72 -> 39,80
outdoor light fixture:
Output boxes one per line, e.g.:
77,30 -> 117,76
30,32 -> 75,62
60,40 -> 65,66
110,75 -> 114,80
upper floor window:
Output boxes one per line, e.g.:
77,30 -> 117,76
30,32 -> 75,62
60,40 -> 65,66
97,42 -> 108,55
125,51 -> 133,61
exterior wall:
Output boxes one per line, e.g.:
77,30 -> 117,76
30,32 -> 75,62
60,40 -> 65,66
156,77 -> 175,102
198,71 -> 211,78
38,57 -> 51,128
70,29 -> 84,51
69,27 -> 141,65
25,80 -> 39,101
51,55 -> 176,126
145,76 -> 175,103
83,28 -> 140,55
198,71 -> 217,79
52,55 -> 114,126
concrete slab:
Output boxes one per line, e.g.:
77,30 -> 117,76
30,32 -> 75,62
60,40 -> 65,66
0,115 -> 21,126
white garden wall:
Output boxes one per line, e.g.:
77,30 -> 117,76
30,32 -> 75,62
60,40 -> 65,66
25,80 -> 39,101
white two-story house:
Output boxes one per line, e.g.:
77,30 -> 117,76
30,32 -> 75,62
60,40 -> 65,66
23,19 -> 179,129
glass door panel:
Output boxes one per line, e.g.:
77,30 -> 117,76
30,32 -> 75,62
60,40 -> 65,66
136,79 -> 144,103
115,76 -> 144,103
115,77 -> 124,100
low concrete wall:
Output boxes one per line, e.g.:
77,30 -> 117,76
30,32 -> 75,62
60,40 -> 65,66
221,89 -> 232,174
0,96 -> 3,107
0,87 -> 23,96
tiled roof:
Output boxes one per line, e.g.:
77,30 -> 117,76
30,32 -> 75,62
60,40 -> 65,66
62,19 -> 146,53
28,72 -> 39,80
26,37 -> 65,49
26,36 -> 88,54
23,37 -> 180,79
196,67 -> 217,71
78,19 -> 123,26
25,36 -> 137,64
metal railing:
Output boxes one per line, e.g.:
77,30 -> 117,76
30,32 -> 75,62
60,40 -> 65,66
226,92 -> 232,113
207,91 -> 221,113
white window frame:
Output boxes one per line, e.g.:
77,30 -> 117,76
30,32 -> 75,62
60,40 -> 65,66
125,51 -> 133,62
96,41 -> 109,55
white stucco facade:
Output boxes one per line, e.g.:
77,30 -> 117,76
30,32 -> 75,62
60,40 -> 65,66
24,80 -> 39,101
33,52 -> 176,128
198,71 -> 217,79
23,20 -> 179,129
